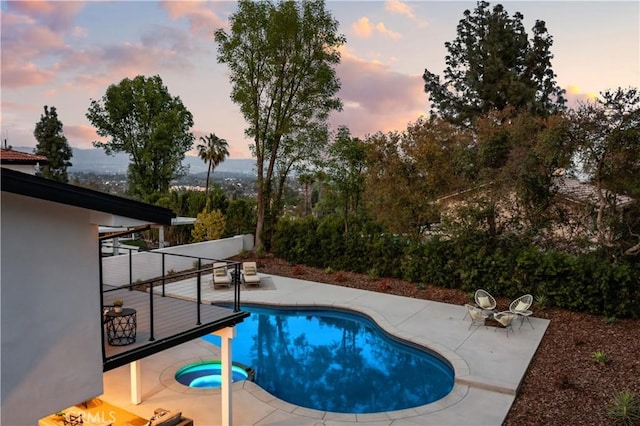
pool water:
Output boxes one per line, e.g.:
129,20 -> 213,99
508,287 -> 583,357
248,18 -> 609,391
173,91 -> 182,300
202,305 -> 454,413
175,361 -> 250,388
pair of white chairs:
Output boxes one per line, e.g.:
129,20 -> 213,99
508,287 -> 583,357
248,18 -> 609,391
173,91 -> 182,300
465,289 -> 534,337
212,261 -> 261,289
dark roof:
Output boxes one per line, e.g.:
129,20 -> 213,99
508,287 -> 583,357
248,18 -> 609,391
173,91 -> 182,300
0,148 -> 48,164
1,168 -> 175,225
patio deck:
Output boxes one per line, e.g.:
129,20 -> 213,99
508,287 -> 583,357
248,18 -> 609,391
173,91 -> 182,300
102,285 -> 247,370
99,273 -> 549,425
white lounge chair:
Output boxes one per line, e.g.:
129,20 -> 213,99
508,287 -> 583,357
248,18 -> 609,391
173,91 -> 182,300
212,262 -> 231,289
509,294 -> 534,329
242,262 -> 261,287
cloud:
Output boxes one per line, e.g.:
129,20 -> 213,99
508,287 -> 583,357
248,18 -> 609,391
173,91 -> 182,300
64,125 -> 105,149
1,63 -> 56,89
4,1 -> 84,32
565,85 -> 599,109
384,0 -> 428,27
375,22 -> 401,40
352,17 -> 401,39
160,1 -> 227,39
330,48 -> 427,138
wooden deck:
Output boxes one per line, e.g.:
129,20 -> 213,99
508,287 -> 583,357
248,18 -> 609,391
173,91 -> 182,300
102,285 -> 247,370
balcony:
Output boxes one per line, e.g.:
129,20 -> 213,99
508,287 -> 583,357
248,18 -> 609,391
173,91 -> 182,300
100,247 -> 249,371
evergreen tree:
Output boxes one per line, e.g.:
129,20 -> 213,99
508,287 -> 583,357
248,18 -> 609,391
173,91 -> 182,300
33,105 -> 73,182
423,1 -> 566,126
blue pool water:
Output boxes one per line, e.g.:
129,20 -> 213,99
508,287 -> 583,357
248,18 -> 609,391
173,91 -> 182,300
175,361 -> 250,388
201,305 -> 454,413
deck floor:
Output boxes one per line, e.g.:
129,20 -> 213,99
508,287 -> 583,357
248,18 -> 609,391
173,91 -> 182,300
103,285 -> 240,359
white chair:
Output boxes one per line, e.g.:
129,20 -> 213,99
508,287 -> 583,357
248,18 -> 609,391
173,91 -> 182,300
465,304 -> 489,330
464,289 -> 497,319
509,294 -> 534,330
493,311 -> 517,337
242,261 -> 261,287
212,262 -> 231,289
475,289 -> 497,311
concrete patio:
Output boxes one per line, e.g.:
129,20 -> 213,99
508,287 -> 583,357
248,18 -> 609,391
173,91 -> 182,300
99,273 -> 549,425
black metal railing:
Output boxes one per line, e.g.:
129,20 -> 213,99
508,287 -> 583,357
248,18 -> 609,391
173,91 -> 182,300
99,241 -> 247,370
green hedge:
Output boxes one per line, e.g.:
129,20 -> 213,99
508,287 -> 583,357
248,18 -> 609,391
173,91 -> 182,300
272,217 -> 640,318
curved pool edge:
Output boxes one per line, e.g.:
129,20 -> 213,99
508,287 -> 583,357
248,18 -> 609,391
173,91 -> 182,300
222,301 -> 471,385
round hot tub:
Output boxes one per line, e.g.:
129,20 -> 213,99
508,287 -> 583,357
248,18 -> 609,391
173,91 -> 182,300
175,360 -> 253,388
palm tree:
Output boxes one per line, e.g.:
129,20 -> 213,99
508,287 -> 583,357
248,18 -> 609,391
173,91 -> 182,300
197,133 -> 229,196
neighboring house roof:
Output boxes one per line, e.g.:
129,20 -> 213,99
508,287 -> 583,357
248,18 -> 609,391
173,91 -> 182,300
556,177 -> 635,209
1,167 -> 175,225
0,148 -> 48,165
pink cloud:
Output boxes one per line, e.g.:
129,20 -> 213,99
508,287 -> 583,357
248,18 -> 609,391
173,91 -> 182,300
330,49 -> 427,138
64,125 -> 105,149
385,1 -> 428,27
5,1 -> 84,31
352,17 -> 402,39
160,1 -> 227,39
0,63 -> 56,89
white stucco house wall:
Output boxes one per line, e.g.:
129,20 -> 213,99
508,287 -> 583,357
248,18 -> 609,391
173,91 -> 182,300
0,167 -> 175,425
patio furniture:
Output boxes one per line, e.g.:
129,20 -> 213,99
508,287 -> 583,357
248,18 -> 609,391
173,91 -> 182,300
509,294 -> 534,330
463,289 -> 497,319
465,303 -> 489,330
105,308 -> 137,345
149,408 -> 193,426
493,311 -> 517,337
241,262 -> 261,287
475,289 -> 497,311
212,262 -> 231,289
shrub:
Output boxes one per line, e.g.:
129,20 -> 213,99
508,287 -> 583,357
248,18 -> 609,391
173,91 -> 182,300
324,266 -> 334,274
592,350 -> 607,366
608,391 -> 640,425
367,268 -> 380,281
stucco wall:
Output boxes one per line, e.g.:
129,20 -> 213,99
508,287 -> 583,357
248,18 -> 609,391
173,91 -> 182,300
1,193 -> 103,425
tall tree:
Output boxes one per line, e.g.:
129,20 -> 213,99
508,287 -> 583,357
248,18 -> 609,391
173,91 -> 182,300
570,87 -> 640,255
215,0 -> 345,251
197,133 -> 229,197
33,105 -> 73,182
423,1 -> 566,126
324,126 -> 367,232
86,75 -> 194,200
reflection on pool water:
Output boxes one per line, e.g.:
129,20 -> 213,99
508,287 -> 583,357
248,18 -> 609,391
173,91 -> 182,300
203,305 -> 454,413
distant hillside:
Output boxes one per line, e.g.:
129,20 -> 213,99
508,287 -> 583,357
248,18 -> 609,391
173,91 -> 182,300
12,146 -> 256,175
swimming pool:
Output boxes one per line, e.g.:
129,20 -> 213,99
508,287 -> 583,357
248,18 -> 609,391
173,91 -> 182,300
202,304 -> 454,413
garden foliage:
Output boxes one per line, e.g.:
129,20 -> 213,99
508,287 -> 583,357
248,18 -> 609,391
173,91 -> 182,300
272,217 -> 639,318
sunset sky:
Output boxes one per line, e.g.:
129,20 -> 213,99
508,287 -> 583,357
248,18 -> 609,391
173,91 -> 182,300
1,1 -> 638,159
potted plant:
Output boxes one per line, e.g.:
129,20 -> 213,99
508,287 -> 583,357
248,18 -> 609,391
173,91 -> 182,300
113,299 -> 124,313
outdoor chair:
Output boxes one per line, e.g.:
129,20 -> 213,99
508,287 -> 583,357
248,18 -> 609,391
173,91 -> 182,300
241,261 -> 261,287
465,304 -> 489,330
493,311 -> 517,337
463,289 -> 497,319
475,289 -> 497,311
509,294 -> 534,330
212,262 -> 231,289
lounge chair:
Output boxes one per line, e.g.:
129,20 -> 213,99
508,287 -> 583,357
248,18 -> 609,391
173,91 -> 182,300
241,261 -> 261,287
465,303 -> 489,330
212,262 -> 231,289
493,311 -> 517,337
509,294 -> 534,330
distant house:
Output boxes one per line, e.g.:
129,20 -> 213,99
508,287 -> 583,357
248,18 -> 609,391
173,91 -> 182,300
434,176 -> 635,244
1,166 -> 247,425
0,147 -> 48,174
